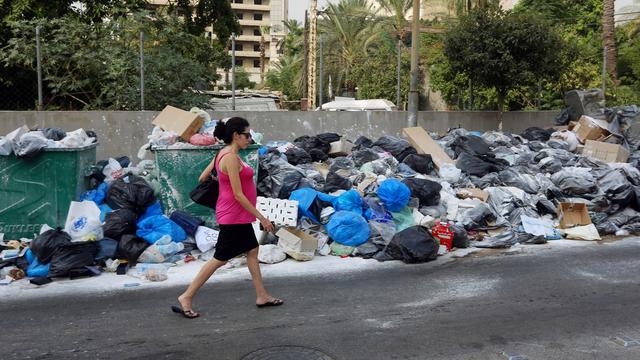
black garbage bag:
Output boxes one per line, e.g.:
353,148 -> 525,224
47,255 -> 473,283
498,168 -> 540,194
555,108 -> 571,125
95,238 -> 118,262
31,228 -> 71,264
451,224 -> 469,249
329,157 -> 356,173
105,175 -> 156,215
380,226 -> 439,264
598,170 -> 634,206
402,154 -> 435,175
350,148 -> 380,167
537,157 -> 563,174
170,210 -> 204,237
353,136 -> 374,150
278,171 -> 311,199
258,153 -> 308,198
117,234 -> 149,262
456,152 -> 508,177
317,133 -> 341,144
527,141 -> 547,152
534,148 -> 576,165
521,127 -> 552,142
323,172 -> 352,193
461,203 -> 497,230
355,241 -> 381,259
86,130 -> 98,142
373,135 -> 417,162
402,178 -> 442,207
309,148 -> 328,162
42,127 -> 66,141
115,156 -> 131,168
536,198 -> 557,216
597,208 -> 640,235
285,146 -> 312,165
103,209 -> 137,241
551,168 -> 598,196
547,139 -> 570,151
294,135 -> 330,155
471,173 -> 500,189
451,135 -> 492,157
622,222 -> 640,234
48,241 -> 98,278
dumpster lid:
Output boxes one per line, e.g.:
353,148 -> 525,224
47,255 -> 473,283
151,143 -> 260,151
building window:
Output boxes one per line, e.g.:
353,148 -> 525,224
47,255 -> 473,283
234,0 -> 243,3
253,28 -> 261,36
254,0 -> 262,4
254,44 -> 260,52
253,59 -> 261,68
235,59 -> 243,67
253,13 -> 263,21
235,44 -> 243,51
237,13 -> 243,19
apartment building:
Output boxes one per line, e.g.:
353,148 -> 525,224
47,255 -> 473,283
367,0 -> 517,20
148,0 -> 288,85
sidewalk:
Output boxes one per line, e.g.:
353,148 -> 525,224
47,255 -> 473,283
0,238 -> 610,303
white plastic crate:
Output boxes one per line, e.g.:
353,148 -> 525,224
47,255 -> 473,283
256,197 -> 299,227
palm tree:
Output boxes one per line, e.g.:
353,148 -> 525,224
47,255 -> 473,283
444,0 -> 500,16
603,0 -> 617,82
376,0 -> 413,42
319,0 -> 382,94
259,25 -> 271,85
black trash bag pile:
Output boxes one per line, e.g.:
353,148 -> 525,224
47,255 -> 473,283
402,154 -> 435,175
48,241 -> 98,278
103,209 -> 138,241
402,178 -> 442,207
106,175 -> 156,215
324,172 -> 353,193
373,135 -> 417,162
521,127 -> 553,142
117,235 -> 150,262
42,128 -> 67,141
353,136 -> 374,150
31,228 -> 72,264
294,135 -> 331,155
452,136 -> 509,177
285,146 -> 312,165
376,226 -> 439,264
170,210 -> 204,237
350,148 -> 380,167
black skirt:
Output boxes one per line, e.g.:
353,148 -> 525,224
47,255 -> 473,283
214,223 -> 259,261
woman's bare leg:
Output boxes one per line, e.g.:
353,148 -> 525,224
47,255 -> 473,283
178,258 -> 227,311
246,247 -> 281,305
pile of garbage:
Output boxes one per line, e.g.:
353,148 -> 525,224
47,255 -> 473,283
0,126 -> 97,157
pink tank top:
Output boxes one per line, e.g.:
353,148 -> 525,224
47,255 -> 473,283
215,151 -> 257,224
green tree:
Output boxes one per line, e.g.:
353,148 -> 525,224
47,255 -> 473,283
172,0 -> 240,43
2,11 -> 227,110
376,0 -> 413,42
443,7 -> 566,116
234,67 -> 255,90
352,40 -> 411,103
259,25 -> 271,86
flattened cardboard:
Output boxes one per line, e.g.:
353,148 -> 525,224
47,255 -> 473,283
329,139 -> 353,157
583,140 -> 630,163
402,127 -> 454,171
573,116 -> 610,144
557,203 -> 592,229
456,188 -> 489,202
152,105 -> 204,141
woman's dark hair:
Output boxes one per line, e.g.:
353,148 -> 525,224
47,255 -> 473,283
214,117 -> 250,144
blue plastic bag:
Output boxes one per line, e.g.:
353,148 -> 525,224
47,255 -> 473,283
137,201 -> 163,224
290,188 -> 335,223
99,204 -> 113,223
80,182 -> 108,205
25,249 -> 50,278
136,215 -> 187,244
325,211 -> 370,247
333,190 -> 364,214
377,179 -> 411,212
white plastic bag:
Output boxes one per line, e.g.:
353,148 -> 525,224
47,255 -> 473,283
103,158 -> 124,183
5,125 -> 29,153
562,224 -> 601,241
64,201 -> 103,242
0,137 -> 13,155
16,131 -> 48,157
439,163 -> 462,183
61,129 -> 92,148
258,244 -> 287,264
195,226 -> 219,252
148,126 -> 178,146
551,130 -> 578,152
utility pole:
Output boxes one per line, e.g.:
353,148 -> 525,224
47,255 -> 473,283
407,0 -> 420,127
396,39 -> 402,110
602,45 -> 607,107
139,31 -> 145,111
319,35 -> 324,109
231,32 -> 236,110
307,0 -> 318,111
302,10 -> 309,105
36,26 -> 43,111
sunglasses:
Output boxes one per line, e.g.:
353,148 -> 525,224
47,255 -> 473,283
239,132 -> 252,139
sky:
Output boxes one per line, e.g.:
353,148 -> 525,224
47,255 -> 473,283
289,0 -> 638,21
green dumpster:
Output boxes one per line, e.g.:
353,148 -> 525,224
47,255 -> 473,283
0,144 -> 97,239
152,144 -> 260,226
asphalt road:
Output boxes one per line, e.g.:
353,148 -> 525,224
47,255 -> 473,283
4,239 -> 640,360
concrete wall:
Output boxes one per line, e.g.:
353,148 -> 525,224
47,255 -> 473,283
0,111 -> 557,160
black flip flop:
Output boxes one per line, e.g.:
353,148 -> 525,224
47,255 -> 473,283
171,305 -> 200,319
256,299 -> 284,308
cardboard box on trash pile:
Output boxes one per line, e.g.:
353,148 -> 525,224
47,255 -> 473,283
329,139 -> 353,157
573,116 -> 610,144
456,188 -> 489,202
276,227 -> 317,261
152,105 -> 204,141
557,203 -> 592,229
583,140 -> 630,163
402,127 -> 455,171
256,197 -> 298,227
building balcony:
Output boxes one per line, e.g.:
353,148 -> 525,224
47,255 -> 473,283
239,19 -> 270,27
236,35 -> 262,42
231,3 -> 270,12
233,50 -> 270,58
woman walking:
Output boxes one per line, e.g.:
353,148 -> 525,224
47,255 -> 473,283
173,117 -> 283,319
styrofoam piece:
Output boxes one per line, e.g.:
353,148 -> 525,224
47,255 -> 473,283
256,197 -> 298,227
